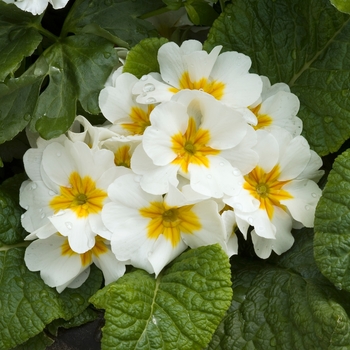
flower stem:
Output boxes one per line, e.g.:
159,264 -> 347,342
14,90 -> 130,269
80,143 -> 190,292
34,24 -> 59,43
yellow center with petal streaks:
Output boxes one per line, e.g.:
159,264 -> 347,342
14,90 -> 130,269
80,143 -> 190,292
114,145 -> 131,168
139,201 -> 201,247
169,71 -> 225,100
61,236 -> 108,266
50,172 -> 107,218
121,105 -> 154,135
250,104 -> 273,130
171,117 -> 220,173
243,165 -> 293,219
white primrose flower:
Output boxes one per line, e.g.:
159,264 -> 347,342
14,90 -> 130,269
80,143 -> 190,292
25,234 -> 126,293
132,39 -> 262,112
249,76 -> 303,136
131,91 -> 258,197
224,128 -> 323,259
99,68 -> 157,136
102,173 -> 227,276
221,208 -> 238,257
20,138 -> 130,253
68,115 -> 116,149
3,0 -> 69,15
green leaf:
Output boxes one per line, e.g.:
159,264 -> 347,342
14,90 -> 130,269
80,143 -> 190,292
0,67 -> 45,144
0,2 -> 42,82
185,1 -> 219,26
123,37 -> 169,78
0,174 -> 27,246
90,244 -> 232,350
204,0 -> 350,156
207,229 -> 350,349
63,0 -> 165,47
11,332 -> 54,350
330,0 -> 350,14
314,149 -> 350,292
31,33 -> 118,139
0,248 -> 103,349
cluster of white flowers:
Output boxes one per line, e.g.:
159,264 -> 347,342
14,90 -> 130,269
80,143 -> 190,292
20,40 -> 323,292
2,0 -> 69,15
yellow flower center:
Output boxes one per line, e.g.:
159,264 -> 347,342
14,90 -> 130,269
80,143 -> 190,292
139,201 -> 201,247
169,71 -> 225,100
171,117 -> 220,173
243,165 -> 293,219
61,236 -> 109,267
121,105 -> 154,135
50,172 -> 107,218
250,104 -> 273,130
114,145 -> 131,168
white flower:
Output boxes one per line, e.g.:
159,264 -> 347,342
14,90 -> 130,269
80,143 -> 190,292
102,173 -> 227,276
131,91 -> 257,197
221,208 -> 238,257
3,0 -> 69,15
99,68 -> 157,136
24,234 -> 126,292
249,76 -> 302,136
225,128 -> 323,258
20,138 -> 130,253
132,39 -> 262,111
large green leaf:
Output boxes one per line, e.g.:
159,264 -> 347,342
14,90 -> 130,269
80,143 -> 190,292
0,248 -> 102,349
0,2 -> 42,82
90,244 -> 232,350
204,0 -> 350,156
123,37 -> 169,78
31,33 -> 119,139
207,229 -> 350,349
0,173 -> 27,246
62,0 -> 165,47
330,0 -> 350,14
314,149 -> 350,292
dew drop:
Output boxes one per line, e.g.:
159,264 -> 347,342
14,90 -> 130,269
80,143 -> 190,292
31,183 -> 37,190
140,75 -> 148,81
71,293 -> 85,305
219,162 -> 224,166
248,217 -> 254,225
39,208 -> 43,212
311,193 -> 317,198
40,213 -> 45,219
143,83 -> 155,92
65,222 -> 73,230
235,203 -> 242,210
54,210 -> 65,217
146,97 -> 156,103
233,169 -> 241,176
56,152 -> 61,157
305,205 -> 310,211
103,52 -> 111,59
291,49 -> 297,60
23,113 -> 31,121
152,315 -> 157,325
49,190 -> 55,196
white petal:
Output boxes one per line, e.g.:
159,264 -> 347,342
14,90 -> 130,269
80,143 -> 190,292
281,179 -> 322,227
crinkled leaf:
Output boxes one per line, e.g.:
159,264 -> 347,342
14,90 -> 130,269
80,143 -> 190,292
123,37 -> 169,78
32,33 -> 118,139
0,174 -> 27,246
90,244 -> 232,350
12,332 -> 54,350
314,149 -> 350,292
207,229 -> 350,350
330,0 -> 350,14
0,248 -> 102,349
63,0 -> 164,47
204,0 -> 350,156
0,3 -> 42,82
0,66 -> 46,144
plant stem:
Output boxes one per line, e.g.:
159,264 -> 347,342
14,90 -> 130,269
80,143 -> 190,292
34,24 -> 59,43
